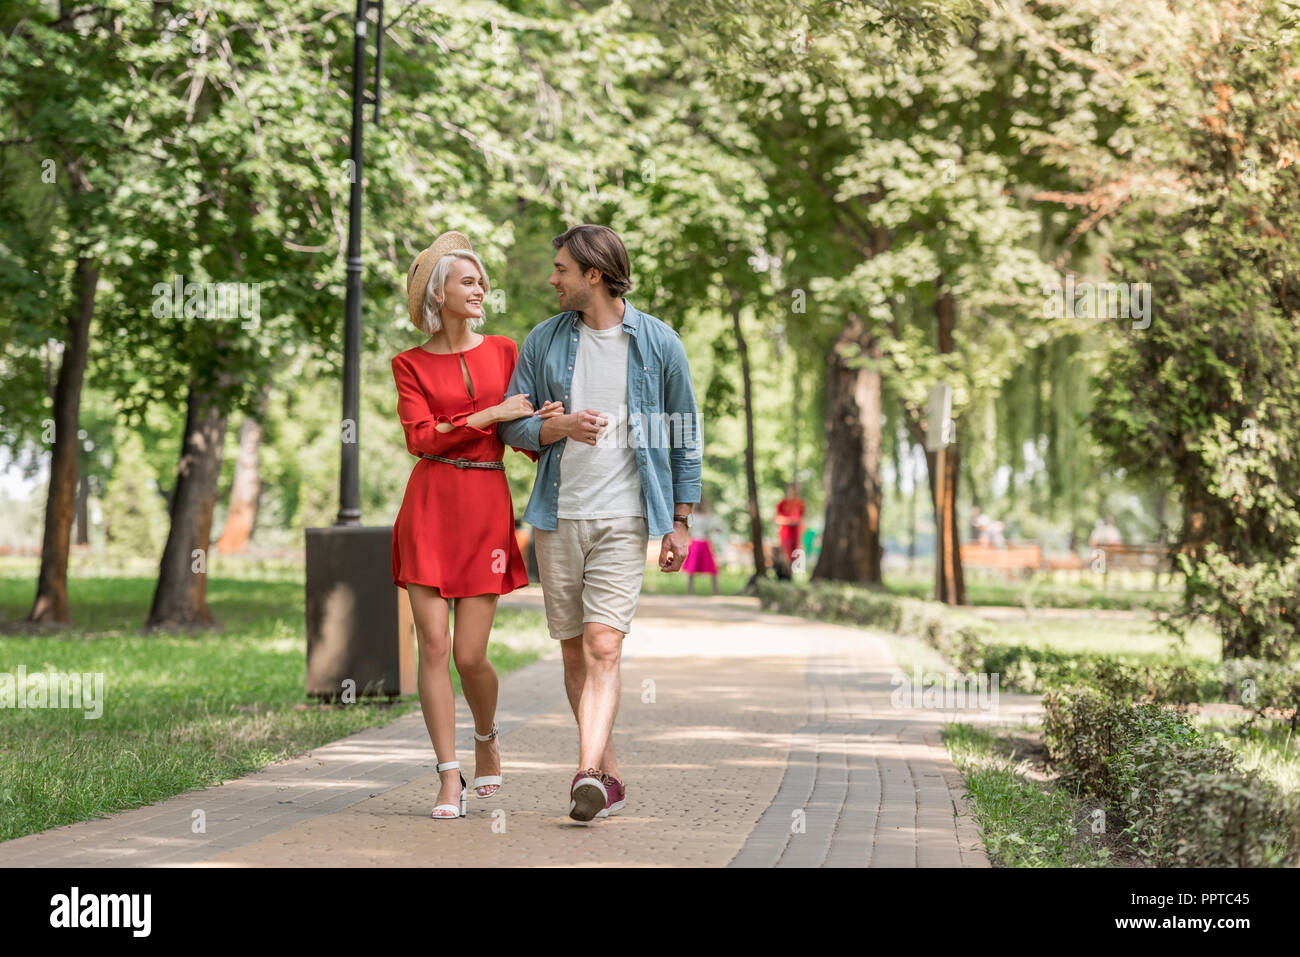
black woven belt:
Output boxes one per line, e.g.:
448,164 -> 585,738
421,454 -> 504,470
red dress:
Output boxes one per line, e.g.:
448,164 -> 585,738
775,497 -> 806,563
390,335 -> 537,597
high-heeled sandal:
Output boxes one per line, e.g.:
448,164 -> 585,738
473,725 -> 502,798
432,760 -> 467,819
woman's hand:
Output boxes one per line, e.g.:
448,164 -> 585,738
493,393 -> 536,422
535,400 -> 565,419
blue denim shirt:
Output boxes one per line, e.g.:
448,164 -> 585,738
498,300 -> 702,537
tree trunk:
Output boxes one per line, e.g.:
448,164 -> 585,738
215,385 -> 269,554
813,312 -> 883,585
925,442 -> 966,605
927,288 -> 965,605
26,252 -> 97,624
1181,485 -> 1223,565
731,291 -> 767,585
146,377 -> 230,630
74,471 -> 90,546
1153,486 -> 1167,587
907,448 -> 918,572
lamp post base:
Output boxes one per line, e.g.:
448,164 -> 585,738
304,525 -> 415,701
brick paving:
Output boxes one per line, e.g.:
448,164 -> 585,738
0,593 -> 1041,867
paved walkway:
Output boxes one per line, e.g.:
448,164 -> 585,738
0,593 -> 1042,867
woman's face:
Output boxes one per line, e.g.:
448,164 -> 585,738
440,258 -> 487,322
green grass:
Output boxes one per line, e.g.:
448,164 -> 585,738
980,617 -> 1221,666
885,572 -> 1175,612
0,573 -> 545,843
944,722 -> 1114,867
1198,717 -> 1300,796
635,559 -> 1176,611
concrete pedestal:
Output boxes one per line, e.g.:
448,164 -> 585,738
304,525 -> 416,700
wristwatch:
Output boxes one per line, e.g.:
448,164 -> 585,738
673,514 -> 691,530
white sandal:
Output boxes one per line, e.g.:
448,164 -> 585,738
473,725 -> 502,798
432,760 -> 467,819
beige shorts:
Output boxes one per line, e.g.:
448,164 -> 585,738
532,515 -> 649,639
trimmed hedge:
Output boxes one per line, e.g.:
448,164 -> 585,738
756,579 -> 1300,721
1043,686 -> 1300,867
756,578 -> 987,671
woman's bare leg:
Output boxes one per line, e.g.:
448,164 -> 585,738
452,594 -> 501,796
407,583 -> 461,810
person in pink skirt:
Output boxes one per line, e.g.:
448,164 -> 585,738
682,495 -> 723,595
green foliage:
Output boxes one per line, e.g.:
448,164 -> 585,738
1178,545 -> 1300,664
100,428 -> 168,560
1043,685 -> 1299,866
1060,0 -> 1300,660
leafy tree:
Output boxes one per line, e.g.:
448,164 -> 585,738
1081,0 -> 1300,658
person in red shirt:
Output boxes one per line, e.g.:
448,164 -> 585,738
774,482 -> 806,566
391,232 -> 563,820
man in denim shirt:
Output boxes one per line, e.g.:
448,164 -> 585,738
498,225 -> 702,822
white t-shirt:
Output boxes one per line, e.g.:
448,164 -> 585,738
556,320 -> 645,520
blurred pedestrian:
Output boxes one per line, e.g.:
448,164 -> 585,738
774,481 -> 806,565
682,495 -> 722,595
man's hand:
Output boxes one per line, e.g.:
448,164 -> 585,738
563,409 -> 608,445
658,525 -> 689,572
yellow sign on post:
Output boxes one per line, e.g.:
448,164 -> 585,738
925,383 -> 952,452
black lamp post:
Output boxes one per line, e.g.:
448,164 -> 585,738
304,1 -> 414,702
338,0 -> 383,525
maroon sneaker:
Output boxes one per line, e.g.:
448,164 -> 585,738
598,773 -> 626,817
568,768 -> 607,822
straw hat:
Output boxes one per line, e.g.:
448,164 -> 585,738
406,231 -> 473,332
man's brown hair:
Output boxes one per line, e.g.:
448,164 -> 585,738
552,224 -> 633,298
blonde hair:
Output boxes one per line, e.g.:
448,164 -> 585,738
421,250 -> 489,334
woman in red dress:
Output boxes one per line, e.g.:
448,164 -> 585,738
774,481 -> 806,566
391,232 -> 562,820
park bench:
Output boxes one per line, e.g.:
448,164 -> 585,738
1089,542 -> 1171,573
1041,551 -> 1086,572
1088,542 -> 1178,587
959,541 -> 1042,580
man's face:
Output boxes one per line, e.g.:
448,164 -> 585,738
549,244 -> 594,312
